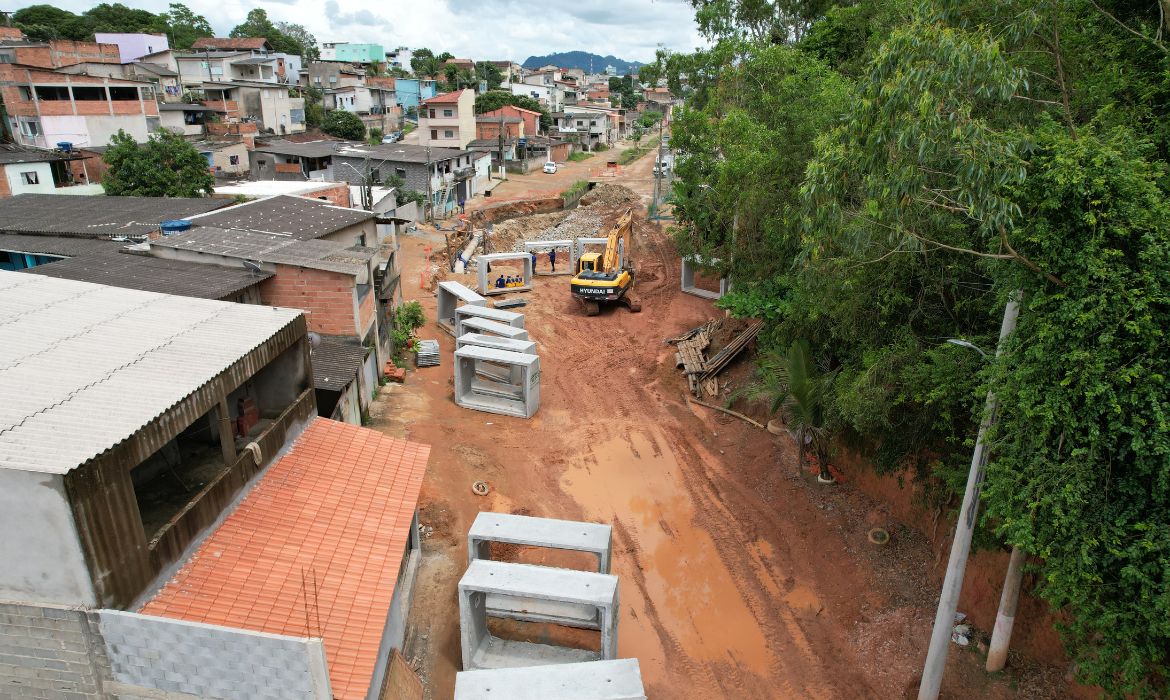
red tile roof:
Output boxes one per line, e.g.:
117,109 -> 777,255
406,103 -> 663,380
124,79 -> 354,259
140,418 -> 430,700
423,88 -> 470,104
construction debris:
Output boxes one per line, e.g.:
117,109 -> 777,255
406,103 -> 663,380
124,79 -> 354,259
415,339 -> 441,367
493,299 -> 528,309
666,319 -> 763,398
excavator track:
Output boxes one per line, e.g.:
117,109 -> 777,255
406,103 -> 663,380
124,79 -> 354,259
620,294 -> 641,313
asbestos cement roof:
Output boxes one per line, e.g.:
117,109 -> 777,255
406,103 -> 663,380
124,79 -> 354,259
311,337 -> 366,391
187,195 -> 374,239
0,271 -> 303,474
140,417 -> 429,700
0,195 -> 230,238
0,234 -> 121,257
23,251 -> 271,300
150,227 -> 373,276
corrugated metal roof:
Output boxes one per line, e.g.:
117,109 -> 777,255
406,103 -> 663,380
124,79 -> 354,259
311,338 -> 365,391
0,271 -> 303,475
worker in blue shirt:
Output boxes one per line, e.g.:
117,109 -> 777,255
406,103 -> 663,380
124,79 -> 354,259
495,274 -> 505,289
549,248 -> 557,273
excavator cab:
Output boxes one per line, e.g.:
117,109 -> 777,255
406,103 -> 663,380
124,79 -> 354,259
578,253 -> 600,273
569,208 -> 641,315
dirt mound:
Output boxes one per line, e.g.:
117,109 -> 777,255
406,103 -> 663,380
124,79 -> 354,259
487,211 -> 570,252
580,183 -> 639,207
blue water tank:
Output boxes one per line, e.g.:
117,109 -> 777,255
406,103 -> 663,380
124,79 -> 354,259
56,141 -> 73,152
160,220 -> 192,235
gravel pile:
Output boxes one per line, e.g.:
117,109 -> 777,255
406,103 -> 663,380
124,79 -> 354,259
509,207 -> 606,252
579,183 -> 639,207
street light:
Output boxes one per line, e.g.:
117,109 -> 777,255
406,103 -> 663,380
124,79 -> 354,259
946,338 -> 988,358
919,294 -> 1021,699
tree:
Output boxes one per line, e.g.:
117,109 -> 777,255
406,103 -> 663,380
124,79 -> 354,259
639,110 -> 663,129
474,91 -> 553,131
229,9 -> 305,57
102,130 -> 214,197
274,22 -> 319,60
159,3 -> 213,50
13,5 -> 92,40
84,3 -> 158,33
321,110 -> 365,140
475,61 -> 504,90
368,127 -> 383,144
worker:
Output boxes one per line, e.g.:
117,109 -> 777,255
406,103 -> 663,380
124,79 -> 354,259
549,248 -> 557,273
495,274 -> 506,289
531,251 -> 537,273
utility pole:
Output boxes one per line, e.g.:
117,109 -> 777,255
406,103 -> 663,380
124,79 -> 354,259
498,112 -> 506,174
649,117 -> 664,221
986,546 -> 1027,671
918,293 -> 1022,700
424,145 -> 433,223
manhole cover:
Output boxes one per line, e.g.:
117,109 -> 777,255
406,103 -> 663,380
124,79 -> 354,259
471,481 -> 490,496
867,528 -> 891,546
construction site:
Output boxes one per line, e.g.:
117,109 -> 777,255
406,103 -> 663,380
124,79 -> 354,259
368,146 -> 1079,699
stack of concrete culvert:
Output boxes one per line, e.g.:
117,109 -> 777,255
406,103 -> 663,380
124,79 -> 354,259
437,281 -> 541,419
454,512 -> 646,700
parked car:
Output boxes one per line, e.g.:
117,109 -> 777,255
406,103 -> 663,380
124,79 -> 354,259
543,161 -> 558,174
382,131 -> 403,144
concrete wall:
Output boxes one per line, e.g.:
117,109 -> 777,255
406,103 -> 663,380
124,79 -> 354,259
0,602 -> 333,700
3,161 -> 57,195
0,470 -> 97,606
99,610 -> 331,700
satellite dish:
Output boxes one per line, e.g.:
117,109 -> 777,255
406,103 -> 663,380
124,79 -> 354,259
307,332 -> 322,348
242,260 -> 263,275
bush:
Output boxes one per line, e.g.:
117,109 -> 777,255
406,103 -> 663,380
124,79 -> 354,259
390,300 -> 426,364
594,143 -> 609,152
322,110 -> 365,140
561,179 -> 589,201
567,151 -> 593,162
368,127 -> 383,144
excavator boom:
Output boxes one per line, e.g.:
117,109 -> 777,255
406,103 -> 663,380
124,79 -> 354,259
602,208 -> 633,274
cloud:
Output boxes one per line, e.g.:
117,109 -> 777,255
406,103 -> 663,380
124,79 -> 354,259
8,0 -> 707,63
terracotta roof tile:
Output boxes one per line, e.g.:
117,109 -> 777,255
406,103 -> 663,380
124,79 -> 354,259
140,418 -> 430,700
422,88 -> 469,104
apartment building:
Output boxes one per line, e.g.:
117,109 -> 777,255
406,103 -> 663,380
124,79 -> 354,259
418,88 -> 475,149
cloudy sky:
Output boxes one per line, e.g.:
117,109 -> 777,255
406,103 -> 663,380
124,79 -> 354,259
13,0 -> 707,63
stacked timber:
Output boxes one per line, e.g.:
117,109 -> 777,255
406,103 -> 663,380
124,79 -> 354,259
666,319 -> 762,398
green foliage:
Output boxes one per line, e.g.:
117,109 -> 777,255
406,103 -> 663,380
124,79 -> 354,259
12,2 -> 212,46
180,90 -> 205,104
567,151 -> 593,163
593,143 -> 609,153
475,61 -> 504,90
561,180 -> 589,201
102,130 -> 214,197
161,3 -> 213,49
608,75 -> 639,108
473,91 -> 553,131
390,301 -> 426,363
617,137 -> 659,165
668,0 -> 1170,693
321,110 -> 365,140
273,21 -> 318,60
228,8 -> 310,57
639,110 -> 663,129
368,128 -> 384,145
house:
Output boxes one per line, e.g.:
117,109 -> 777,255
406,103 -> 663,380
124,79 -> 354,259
0,32 -> 121,68
562,67 -> 586,84
419,88 -> 476,149
0,270 -> 430,700
522,68 -> 561,87
303,60 -> 364,90
200,80 -> 305,135
0,193 -> 229,244
559,105 -> 621,149
249,138 -> 348,180
475,114 -> 524,141
444,57 -> 476,73
54,58 -> 182,102
329,141 -> 488,217
510,81 -> 563,111
395,77 -> 437,113
193,138 -> 250,176
158,102 -> 224,136
321,41 -> 385,64
93,32 -> 169,62
386,46 -> 413,72
175,51 -> 249,88
0,144 -> 87,197
490,60 -> 523,83
325,84 -> 399,133
480,104 -> 542,136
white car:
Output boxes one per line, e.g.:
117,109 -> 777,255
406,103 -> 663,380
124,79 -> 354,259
542,161 -> 557,174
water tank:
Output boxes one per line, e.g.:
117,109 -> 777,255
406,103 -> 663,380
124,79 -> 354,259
56,141 -> 73,152
160,220 -> 192,235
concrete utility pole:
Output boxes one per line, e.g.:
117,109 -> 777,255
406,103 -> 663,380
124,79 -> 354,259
424,145 -> 432,222
986,545 -> 1027,671
918,293 -> 1021,700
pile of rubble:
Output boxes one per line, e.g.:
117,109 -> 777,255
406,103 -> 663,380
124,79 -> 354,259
508,207 -> 606,252
580,183 -> 639,207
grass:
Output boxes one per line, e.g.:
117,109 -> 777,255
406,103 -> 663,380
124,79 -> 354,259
561,179 -> 590,201
567,151 -> 593,163
403,122 -> 416,134
617,136 -> 661,166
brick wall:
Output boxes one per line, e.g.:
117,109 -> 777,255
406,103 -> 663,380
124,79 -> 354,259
261,265 -> 358,337
302,182 -> 351,208
0,166 -> 12,198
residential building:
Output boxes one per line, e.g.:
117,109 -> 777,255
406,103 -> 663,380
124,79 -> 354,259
419,88 -> 475,149
0,194 -> 229,248
200,80 -> 305,134
0,270 -> 429,700
0,33 -> 120,68
175,51 -> 249,88
444,57 -> 476,73
193,138 -> 250,176
158,102 -> 223,136
510,81 -> 563,111
395,77 -> 437,113
480,104 -> 542,136
303,60 -> 364,90
490,60 -> 523,83
330,141 -> 487,217
0,144 -> 86,197
476,114 -> 524,141
321,41 -> 385,64
386,46 -> 413,72
190,37 -> 273,52
93,32 -> 169,62
325,84 -> 398,132
249,138 -> 345,180
559,105 -> 621,149
562,67 -> 586,84
54,58 -> 182,102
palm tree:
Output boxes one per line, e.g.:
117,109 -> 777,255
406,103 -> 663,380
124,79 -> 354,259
740,339 -> 838,483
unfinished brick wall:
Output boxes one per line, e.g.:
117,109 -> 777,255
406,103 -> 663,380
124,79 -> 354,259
261,265 -> 358,337
301,182 -> 351,208
0,601 -> 108,698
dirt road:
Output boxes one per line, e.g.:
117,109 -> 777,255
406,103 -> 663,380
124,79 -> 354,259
371,148 -> 1062,698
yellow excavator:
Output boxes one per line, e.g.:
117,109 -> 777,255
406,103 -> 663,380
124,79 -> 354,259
570,207 -> 641,316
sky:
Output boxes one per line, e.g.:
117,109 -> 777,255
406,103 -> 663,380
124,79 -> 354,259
11,0 -> 708,64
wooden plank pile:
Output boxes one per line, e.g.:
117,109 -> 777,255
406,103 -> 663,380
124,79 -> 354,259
666,319 -> 762,398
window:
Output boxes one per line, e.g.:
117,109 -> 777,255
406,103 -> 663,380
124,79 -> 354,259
0,50 -> 14,64
576,120 -> 584,127
19,119 -> 41,137
395,167 -> 406,177
444,129 -> 453,138
20,171 -> 39,185
109,86 -> 138,100
442,109 -> 452,117
430,129 -> 438,140
72,86 -> 106,101
34,86 -> 69,101
229,155 -> 240,165
428,109 -> 436,119
370,168 -> 380,181
17,86 -> 31,101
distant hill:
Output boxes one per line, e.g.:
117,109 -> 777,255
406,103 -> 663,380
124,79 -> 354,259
522,52 -> 644,75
